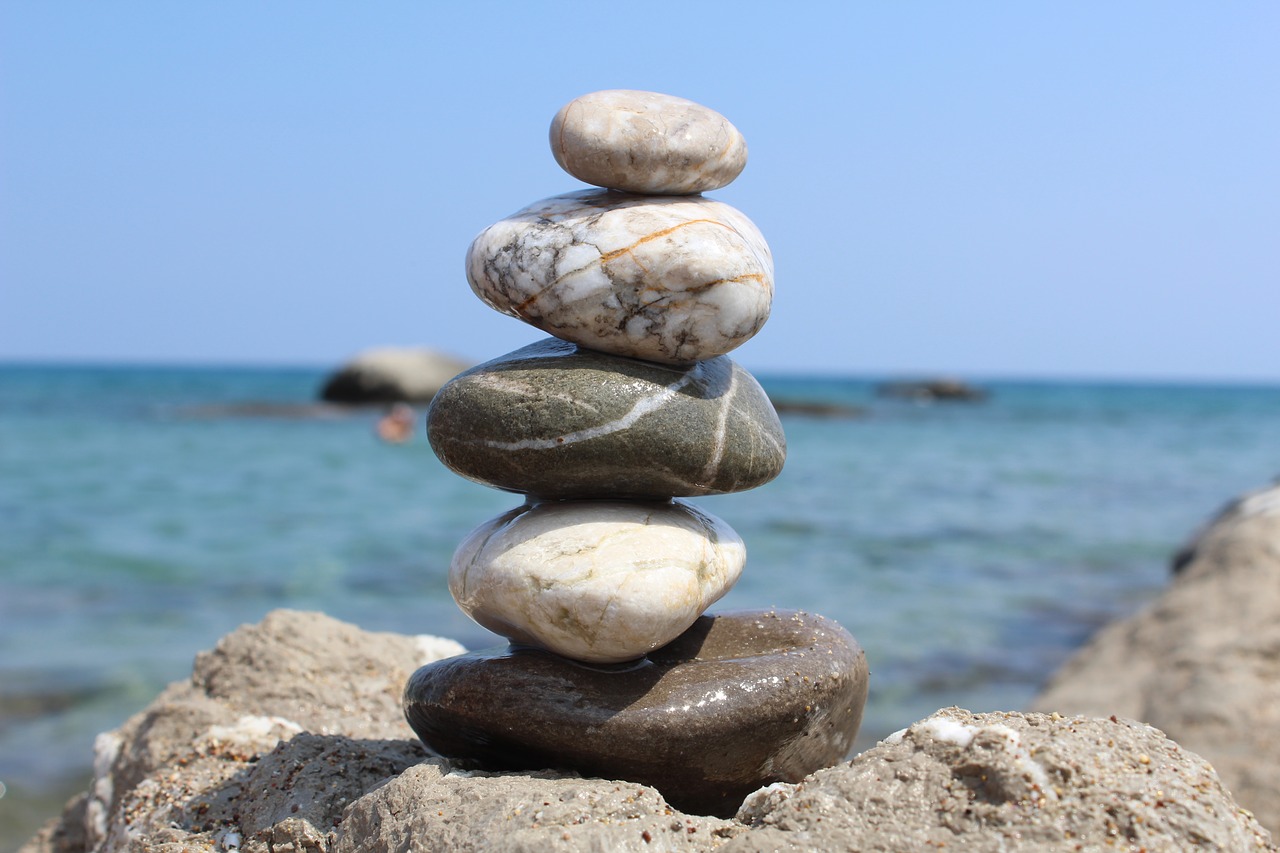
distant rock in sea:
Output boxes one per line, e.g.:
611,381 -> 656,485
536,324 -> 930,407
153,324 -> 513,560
1033,478 -> 1280,836
877,378 -> 988,402
319,347 -> 472,405
768,398 -> 867,419
174,402 -> 358,420
23,611 -> 1274,853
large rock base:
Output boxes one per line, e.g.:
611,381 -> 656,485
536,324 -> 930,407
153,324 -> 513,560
22,610 -> 1275,853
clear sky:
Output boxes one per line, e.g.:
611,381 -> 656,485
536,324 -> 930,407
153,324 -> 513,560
2,2 -> 1277,381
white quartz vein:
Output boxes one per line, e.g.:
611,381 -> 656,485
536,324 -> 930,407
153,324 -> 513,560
476,373 -> 698,451
473,374 -> 604,415
698,369 -> 736,484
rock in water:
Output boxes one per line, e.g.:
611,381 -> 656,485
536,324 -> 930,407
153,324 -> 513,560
550,89 -> 748,195
319,347 -> 471,404
449,499 -> 745,663
403,609 -> 868,817
465,190 -> 773,364
426,338 -> 786,500
876,378 -> 988,402
1033,479 -> 1280,836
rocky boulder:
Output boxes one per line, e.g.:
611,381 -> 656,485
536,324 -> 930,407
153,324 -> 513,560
318,348 -> 471,405
727,710 -> 1272,852
1034,479 -> 1280,836
23,611 -> 1274,852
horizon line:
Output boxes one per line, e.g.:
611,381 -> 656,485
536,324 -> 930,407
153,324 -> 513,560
2,355 -> 1279,390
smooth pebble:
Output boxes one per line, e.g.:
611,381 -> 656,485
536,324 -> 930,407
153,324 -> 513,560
550,89 -> 748,195
466,190 -> 772,364
427,338 -> 785,500
449,499 -> 745,664
404,609 -> 868,817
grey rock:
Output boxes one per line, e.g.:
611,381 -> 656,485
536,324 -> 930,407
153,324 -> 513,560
333,765 -> 738,853
404,609 -> 867,817
17,794 -> 87,853
206,734 -> 429,845
173,402 -> 359,420
877,377 -> 988,402
319,347 -> 471,404
725,709 -> 1275,852
21,610 -> 461,853
427,338 -> 785,500
22,613 -> 1275,853
1033,479 -> 1280,836
769,398 -> 866,419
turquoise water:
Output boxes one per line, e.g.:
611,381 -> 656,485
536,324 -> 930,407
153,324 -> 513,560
2,363 -> 1278,842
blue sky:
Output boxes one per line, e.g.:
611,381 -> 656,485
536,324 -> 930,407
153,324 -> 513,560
2,3 -> 1277,380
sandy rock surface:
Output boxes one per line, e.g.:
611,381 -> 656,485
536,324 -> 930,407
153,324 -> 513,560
1034,479 -> 1280,834
22,610 -> 1275,852
729,710 -> 1273,852
20,610 -> 462,853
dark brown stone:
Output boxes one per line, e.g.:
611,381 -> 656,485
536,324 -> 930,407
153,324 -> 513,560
403,609 -> 868,817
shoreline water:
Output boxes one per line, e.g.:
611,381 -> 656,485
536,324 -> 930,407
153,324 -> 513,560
2,363 -> 1278,849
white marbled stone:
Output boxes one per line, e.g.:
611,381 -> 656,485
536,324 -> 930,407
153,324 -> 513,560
550,89 -> 748,195
449,500 -> 745,664
466,190 -> 773,364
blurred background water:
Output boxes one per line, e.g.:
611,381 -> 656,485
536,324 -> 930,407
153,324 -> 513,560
2,363 -> 1277,846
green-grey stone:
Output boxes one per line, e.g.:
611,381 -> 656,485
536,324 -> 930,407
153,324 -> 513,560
426,338 -> 785,500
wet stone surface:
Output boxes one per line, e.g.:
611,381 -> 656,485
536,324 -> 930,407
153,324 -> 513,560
403,609 -> 869,817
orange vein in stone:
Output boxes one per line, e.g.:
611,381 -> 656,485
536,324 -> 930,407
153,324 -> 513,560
556,100 -> 574,161
597,219 -> 731,265
674,273 -> 766,296
513,218 -> 737,313
706,272 -> 766,287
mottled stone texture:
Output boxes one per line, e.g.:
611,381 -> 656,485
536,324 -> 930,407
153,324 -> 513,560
23,613 -> 1274,852
466,190 -> 773,364
404,609 -> 868,817
726,709 -> 1276,852
427,338 -> 785,500
550,89 -> 748,195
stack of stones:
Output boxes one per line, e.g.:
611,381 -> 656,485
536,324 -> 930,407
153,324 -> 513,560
405,90 -> 869,817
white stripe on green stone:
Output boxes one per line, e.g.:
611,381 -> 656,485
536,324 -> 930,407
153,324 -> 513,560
476,373 -> 699,451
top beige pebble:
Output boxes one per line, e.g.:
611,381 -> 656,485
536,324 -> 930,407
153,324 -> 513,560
550,90 -> 748,195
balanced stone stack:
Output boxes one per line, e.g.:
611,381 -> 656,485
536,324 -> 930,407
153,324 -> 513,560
405,90 -> 869,816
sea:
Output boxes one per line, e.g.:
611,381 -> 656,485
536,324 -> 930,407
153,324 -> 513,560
1,362 -> 1278,847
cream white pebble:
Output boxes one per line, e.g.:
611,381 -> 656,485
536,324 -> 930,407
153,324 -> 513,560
551,89 -> 748,195
449,500 -> 745,663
